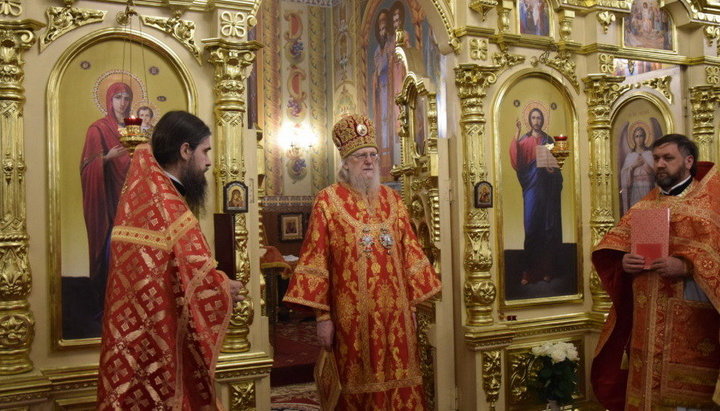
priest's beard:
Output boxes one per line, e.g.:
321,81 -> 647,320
656,167 -> 687,192
181,164 -> 208,215
349,169 -> 381,197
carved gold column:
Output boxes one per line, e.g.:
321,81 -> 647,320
689,85 -> 717,162
455,67 -> 514,409
204,39 -> 262,352
0,20 -> 43,375
583,74 -> 626,316
455,64 -> 498,328
481,351 -> 502,410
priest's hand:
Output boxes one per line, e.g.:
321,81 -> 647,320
622,253 -> 646,274
228,279 -> 245,303
650,256 -> 690,279
317,319 -> 334,350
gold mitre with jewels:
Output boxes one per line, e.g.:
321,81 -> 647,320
332,114 -> 378,158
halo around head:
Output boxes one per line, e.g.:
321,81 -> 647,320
522,100 -> 550,132
93,70 -> 147,116
627,121 -> 651,150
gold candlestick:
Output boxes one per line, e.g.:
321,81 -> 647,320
551,135 -> 569,169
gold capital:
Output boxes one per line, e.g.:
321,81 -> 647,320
690,85 -> 717,162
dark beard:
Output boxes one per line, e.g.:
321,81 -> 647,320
181,165 -> 207,215
656,169 -> 684,191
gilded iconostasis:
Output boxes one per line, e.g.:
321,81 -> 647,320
0,0 -> 719,409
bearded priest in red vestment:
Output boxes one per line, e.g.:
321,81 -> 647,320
592,134 -> 720,411
283,114 -> 442,410
97,111 -> 244,410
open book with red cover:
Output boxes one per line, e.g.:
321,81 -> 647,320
631,207 -> 670,269
314,349 -> 341,410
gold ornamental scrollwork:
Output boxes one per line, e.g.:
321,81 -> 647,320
204,39 -> 262,353
690,85 -> 717,162
491,2 -> 525,69
706,66 -> 720,85
40,5 -> 106,52
482,350 -> 502,409
627,75 -> 673,104
417,307 -> 435,410
470,0 -> 499,21
599,53 -> 614,74
597,11 -> 616,34
455,64 -> 499,327
0,19 -> 43,375
230,381 -> 255,410
470,39 -> 488,61
142,12 -> 201,64
705,25 -> 720,56
0,0 -> 21,17
530,47 -> 579,91
220,11 -> 247,39
530,12 -> 579,91
583,74 -> 628,314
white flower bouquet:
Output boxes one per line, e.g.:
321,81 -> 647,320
531,341 -> 579,406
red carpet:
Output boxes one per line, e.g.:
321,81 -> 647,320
272,321 -> 320,386
271,383 -> 320,411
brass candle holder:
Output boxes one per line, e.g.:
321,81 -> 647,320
118,116 -> 150,156
551,135 -> 569,169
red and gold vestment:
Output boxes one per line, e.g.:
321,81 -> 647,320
97,144 -> 232,410
592,165 -> 720,411
284,183 -> 441,410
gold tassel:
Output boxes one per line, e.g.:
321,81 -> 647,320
621,350 -> 629,370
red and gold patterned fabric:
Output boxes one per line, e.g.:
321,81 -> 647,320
97,144 -> 232,410
283,183 -> 441,410
592,165 -> 720,411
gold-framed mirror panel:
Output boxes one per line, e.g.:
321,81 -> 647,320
47,28 -> 197,350
609,92 -> 674,221
492,70 -> 584,310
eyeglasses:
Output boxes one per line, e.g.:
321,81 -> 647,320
350,152 -> 378,161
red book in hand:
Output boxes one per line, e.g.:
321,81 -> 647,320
631,207 -> 670,269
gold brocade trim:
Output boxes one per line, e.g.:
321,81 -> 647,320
111,210 -> 196,251
259,262 -> 290,270
293,265 -> 329,278
283,296 -> 329,312
664,369 -> 717,386
326,184 -> 400,229
407,259 -> 427,277
342,376 -> 423,394
411,283 -> 442,306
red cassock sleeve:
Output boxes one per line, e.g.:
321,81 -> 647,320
283,193 -> 332,312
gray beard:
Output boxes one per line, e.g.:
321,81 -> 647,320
349,170 -> 381,197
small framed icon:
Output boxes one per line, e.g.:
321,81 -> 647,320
279,213 -> 304,242
474,181 -> 493,208
224,181 -> 248,213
